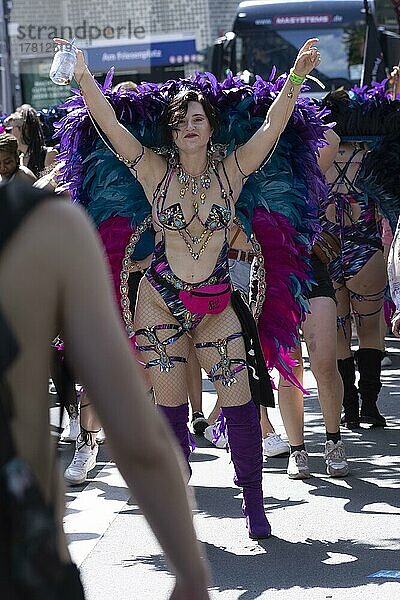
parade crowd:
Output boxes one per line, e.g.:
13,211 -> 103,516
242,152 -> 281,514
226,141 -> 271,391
0,38 -> 399,599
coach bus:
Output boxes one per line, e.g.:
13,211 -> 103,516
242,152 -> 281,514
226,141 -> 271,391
211,0 -> 400,92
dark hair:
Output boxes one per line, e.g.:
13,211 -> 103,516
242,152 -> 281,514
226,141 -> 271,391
161,89 -> 219,146
0,133 -> 19,156
321,89 -> 400,138
18,106 -> 46,176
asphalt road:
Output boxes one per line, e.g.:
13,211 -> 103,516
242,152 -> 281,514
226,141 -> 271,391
57,336 -> 400,600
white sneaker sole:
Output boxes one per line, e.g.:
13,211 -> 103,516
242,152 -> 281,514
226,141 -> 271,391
288,470 -> 311,480
64,457 -> 97,485
264,447 -> 290,458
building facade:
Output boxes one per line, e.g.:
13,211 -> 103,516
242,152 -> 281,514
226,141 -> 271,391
8,0 -> 238,108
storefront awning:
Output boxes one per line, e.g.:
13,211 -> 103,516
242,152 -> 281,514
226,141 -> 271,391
83,37 -> 197,71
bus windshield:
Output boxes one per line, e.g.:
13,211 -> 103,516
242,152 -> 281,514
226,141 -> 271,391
240,26 -> 366,92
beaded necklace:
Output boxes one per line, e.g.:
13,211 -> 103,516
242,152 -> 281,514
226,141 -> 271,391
156,160 -> 232,261
176,161 -> 211,204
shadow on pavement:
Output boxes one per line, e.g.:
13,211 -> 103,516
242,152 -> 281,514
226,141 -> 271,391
129,536 -> 398,598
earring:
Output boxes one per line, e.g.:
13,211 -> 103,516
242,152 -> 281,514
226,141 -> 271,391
168,142 -> 179,167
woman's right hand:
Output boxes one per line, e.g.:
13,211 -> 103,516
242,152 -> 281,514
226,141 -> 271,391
74,49 -> 87,82
53,38 -> 87,82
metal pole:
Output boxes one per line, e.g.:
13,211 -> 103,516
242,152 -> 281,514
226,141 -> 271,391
0,0 -> 13,113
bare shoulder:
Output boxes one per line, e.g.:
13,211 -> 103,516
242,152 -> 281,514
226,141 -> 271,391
145,147 -> 166,169
141,147 -> 168,189
18,198 -> 98,253
219,152 -> 245,202
15,166 -> 36,183
35,198 -> 97,237
324,128 -> 340,147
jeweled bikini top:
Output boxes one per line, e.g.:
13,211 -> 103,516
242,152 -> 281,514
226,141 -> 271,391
154,161 -> 233,261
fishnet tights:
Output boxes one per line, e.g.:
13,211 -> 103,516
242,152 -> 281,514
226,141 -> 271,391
134,277 -> 251,407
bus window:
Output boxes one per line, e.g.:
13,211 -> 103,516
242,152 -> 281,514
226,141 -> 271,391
240,25 -> 366,92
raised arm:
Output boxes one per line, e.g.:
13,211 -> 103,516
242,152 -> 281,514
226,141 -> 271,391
232,39 -> 321,179
54,40 -> 164,186
57,202 -> 209,598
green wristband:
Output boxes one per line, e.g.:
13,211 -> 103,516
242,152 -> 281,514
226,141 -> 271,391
289,69 -> 305,85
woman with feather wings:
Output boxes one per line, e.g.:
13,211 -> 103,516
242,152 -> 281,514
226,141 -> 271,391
320,84 -> 400,430
54,39 -> 325,540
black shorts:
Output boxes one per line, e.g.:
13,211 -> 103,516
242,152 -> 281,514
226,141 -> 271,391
128,271 -> 144,315
307,254 -> 336,301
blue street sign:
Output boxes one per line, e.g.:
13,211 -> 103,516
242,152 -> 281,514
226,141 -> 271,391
83,38 -> 197,71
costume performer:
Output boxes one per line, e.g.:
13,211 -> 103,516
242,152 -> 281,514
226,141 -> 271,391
320,84 -> 400,429
277,130 -> 350,479
55,40 -> 329,539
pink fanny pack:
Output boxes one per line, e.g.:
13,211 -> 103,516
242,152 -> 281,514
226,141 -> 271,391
179,284 -> 231,314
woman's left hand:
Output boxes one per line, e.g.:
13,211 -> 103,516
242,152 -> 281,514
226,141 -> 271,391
293,38 -> 321,77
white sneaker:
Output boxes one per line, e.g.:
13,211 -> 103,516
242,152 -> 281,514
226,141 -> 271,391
64,441 -> 98,485
263,432 -> 290,457
96,428 -> 107,444
324,440 -> 349,477
287,450 -> 310,479
204,424 -> 228,449
60,416 -> 80,443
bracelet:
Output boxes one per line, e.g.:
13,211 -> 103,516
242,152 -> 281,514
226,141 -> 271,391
289,69 -> 306,85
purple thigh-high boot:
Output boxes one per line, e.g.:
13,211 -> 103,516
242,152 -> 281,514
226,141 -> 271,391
158,403 -> 192,480
223,400 -> 271,540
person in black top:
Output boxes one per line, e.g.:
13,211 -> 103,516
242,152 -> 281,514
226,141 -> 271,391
0,179 -> 210,600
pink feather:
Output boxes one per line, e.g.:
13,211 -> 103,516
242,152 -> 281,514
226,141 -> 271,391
98,216 -> 133,306
252,208 -> 311,391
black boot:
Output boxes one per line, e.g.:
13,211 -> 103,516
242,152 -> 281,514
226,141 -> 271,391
356,349 -> 386,427
337,356 -> 360,428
